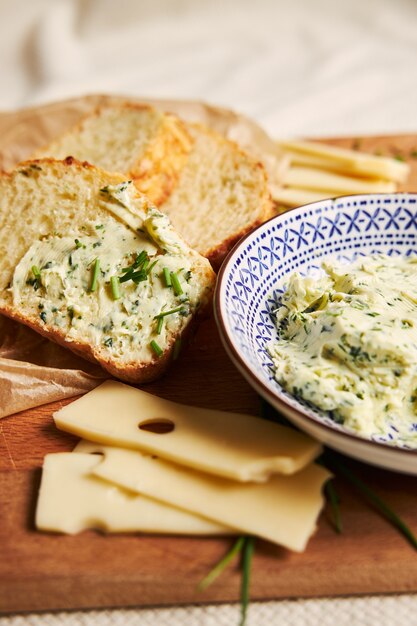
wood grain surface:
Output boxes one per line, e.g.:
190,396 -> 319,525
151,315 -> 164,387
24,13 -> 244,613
1,133 -> 417,614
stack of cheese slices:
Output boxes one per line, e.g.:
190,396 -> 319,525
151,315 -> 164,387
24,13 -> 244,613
36,380 -> 331,552
272,139 -> 410,208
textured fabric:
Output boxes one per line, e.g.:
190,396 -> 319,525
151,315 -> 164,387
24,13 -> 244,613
0,0 -> 417,138
2,596 -> 417,626
1,0 -> 416,623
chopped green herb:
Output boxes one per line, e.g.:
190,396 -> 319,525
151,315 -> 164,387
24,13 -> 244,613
29,265 -> 42,290
156,305 -> 188,319
240,537 -> 255,626
74,239 -> 83,249
147,259 -> 158,275
39,311 -> 47,323
120,250 -> 150,284
89,258 -> 100,292
154,305 -> 189,334
31,265 -> 41,280
197,537 -> 245,591
110,275 -> 121,300
104,337 -> 113,347
95,224 -> 104,230
156,316 -> 164,334
326,455 -> 417,550
150,340 -> 163,357
170,271 -> 183,296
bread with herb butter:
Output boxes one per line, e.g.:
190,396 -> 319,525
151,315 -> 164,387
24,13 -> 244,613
34,104 -> 273,269
0,158 -> 215,383
34,104 -> 192,206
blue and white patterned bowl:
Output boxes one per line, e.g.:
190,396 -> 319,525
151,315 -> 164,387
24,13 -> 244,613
215,193 -> 417,475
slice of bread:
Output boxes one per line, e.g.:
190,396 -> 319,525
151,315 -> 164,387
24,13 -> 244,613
34,104 -> 192,206
0,158 -> 215,383
160,123 -> 273,269
34,104 -> 273,269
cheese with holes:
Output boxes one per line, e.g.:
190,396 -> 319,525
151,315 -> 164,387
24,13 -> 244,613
36,452 -> 232,535
76,441 -> 331,552
54,381 -> 322,482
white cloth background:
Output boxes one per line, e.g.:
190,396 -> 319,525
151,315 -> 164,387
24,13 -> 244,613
1,0 -> 417,138
1,0 -> 417,624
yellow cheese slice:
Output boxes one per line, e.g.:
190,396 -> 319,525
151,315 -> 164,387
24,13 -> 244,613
283,166 -> 396,194
36,452 -> 233,535
76,440 -> 331,552
54,381 -> 322,482
276,140 -> 410,183
270,185 -> 337,207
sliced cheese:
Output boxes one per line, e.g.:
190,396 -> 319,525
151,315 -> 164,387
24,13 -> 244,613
270,185 -> 337,207
280,149 -> 390,180
283,166 -> 396,194
36,452 -> 232,535
76,441 -> 331,552
53,381 -> 322,482
276,140 -> 410,183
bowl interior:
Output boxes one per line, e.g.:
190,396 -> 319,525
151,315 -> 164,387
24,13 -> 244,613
217,193 -> 417,451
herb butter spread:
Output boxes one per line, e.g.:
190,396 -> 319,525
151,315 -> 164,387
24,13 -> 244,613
269,255 -> 417,447
11,183 -> 206,362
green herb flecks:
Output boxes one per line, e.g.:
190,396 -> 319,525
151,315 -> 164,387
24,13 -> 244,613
163,267 -> 172,287
197,536 -> 254,626
156,316 -> 164,334
326,454 -> 417,550
89,258 -> 100,292
150,340 -> 163,357
170,271 -> 183,296
110,275 -> 121,300
30,265 -> 42,291
154,305 -> 190,335
119,250 -> 155,285
240,537 -> 255,626
197,537 -> 245,591
104,337 -> 113,348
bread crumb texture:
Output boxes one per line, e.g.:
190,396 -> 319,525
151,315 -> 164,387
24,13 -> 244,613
0,158 -> 215,382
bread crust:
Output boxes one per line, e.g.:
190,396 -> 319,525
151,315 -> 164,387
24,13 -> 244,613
34,103 -> 193,207
162,124 -> 274,269
129,112 -> 193,206
0,157 -> 216,384
0,303 -> 206,384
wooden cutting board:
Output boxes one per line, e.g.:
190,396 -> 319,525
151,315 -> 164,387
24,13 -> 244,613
1,133 -> 417,614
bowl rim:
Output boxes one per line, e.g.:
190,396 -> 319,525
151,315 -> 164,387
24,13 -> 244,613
214,192 -> 417,458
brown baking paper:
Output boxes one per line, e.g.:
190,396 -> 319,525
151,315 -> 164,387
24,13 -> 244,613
0,94 -> 282,418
